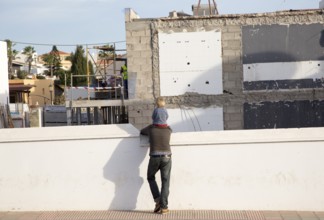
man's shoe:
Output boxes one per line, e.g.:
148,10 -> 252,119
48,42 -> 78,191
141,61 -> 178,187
161,208 -> 169,214
154,203 -> 161,213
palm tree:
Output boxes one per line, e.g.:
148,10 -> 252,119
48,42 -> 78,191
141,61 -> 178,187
5,39 -> 18,79
22,46 -> 36,75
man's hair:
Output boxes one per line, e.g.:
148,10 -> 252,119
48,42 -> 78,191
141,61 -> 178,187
156,97 -> 165,108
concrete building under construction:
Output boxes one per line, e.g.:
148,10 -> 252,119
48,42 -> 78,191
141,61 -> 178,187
4,4 -> 323,131
124,6 -> 324,132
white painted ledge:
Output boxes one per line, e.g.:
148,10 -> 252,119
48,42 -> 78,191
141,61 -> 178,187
0,124 -> 139,143
3,125 -> 323,145
139,127 -> 324,147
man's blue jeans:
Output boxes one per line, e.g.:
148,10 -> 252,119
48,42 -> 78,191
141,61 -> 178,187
147,156 -> 172,209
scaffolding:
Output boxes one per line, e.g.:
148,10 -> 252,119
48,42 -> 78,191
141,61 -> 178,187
87,44 -> 127,101
65,44 -> 128,126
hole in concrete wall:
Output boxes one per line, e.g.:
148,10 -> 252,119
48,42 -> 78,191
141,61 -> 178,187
187,62 -> 190,65
177,41 -> 181,43
206,81 -> 209,84
188,84 -> 191,87
248,66 -> 251,69
174,81 -> 177,83
137,110 -> 141,113
318,63 -> 321,66
201,40 -> 205,42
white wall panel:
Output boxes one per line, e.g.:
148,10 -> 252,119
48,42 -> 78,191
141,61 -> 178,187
243,60 -> 324,81
167,106 -> 223,132
159,31 -> 223,96
0,41 -> 9,105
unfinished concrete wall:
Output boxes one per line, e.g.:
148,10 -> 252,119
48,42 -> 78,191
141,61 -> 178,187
125,9 -> 324,131
125,19 -> 154,101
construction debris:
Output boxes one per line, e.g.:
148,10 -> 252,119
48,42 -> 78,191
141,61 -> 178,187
0,104 -> 14,128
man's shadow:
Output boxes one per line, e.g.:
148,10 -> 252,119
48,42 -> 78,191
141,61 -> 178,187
103,138 -> 148,210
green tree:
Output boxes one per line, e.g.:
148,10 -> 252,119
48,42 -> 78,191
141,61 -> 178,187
5,39 -> 18,79
36,75 -> 46,79
17,70 -> 27,79
70,45 -> 87,86
56,69 -> 71,86
42,45 -> 62,77
22,46 -> 36,75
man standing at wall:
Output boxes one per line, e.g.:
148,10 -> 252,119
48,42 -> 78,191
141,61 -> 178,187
143,97 -> 172,214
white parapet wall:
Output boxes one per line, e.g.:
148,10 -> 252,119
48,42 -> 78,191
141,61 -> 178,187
0,41 -> 9,105
0,124 -> 324,211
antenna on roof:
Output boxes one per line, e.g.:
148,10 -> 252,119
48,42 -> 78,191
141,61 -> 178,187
196,0 -> 219,15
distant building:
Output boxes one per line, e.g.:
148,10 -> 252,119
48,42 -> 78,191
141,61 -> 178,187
11,60 -> 24,77
38,50 -> 72,71
9,79 -> 57,106
9,82 -> 34,104
57,51 -> 72,71
14,51 -> 45,75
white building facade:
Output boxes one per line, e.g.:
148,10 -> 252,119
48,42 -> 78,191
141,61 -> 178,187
0,41 -> 9,105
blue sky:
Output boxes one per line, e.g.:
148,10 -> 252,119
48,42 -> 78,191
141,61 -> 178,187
0,0 -> 321,54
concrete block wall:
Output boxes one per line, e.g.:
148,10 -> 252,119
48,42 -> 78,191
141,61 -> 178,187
221,25 -> 243,130
126,20 -> 154,101
125,10 -> 324,130
127,102 -> 155,130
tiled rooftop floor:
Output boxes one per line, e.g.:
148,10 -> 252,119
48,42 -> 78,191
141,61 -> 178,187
0,210 -> 323,220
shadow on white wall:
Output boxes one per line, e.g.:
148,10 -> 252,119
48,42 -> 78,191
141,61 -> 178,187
103,139 -> 148,210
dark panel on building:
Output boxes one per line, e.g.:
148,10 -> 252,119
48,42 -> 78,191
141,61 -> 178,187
242,24 -> 324,64
320,30 -> 324,47
244,100 -> 324,129
243,79 -> 324,90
